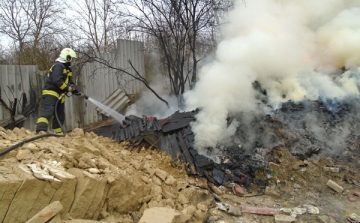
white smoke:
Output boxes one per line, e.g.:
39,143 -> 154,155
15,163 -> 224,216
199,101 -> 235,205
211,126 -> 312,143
125,74 -> 179,119
184,0 -> 360,151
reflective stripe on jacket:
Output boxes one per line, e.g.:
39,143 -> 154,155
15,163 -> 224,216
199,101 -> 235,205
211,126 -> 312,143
42,61 -> 74,100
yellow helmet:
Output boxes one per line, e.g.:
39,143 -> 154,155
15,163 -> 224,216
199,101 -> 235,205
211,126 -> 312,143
60,48 -> 77,62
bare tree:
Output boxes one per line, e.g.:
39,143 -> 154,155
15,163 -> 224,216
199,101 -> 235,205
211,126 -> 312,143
23,0 -> 65,48
125,0 -> 190,97
125,0 -> 233,99
173,0 -> 215,89
0,0 -> 69,68
23,0 -> 67,68
0,0 -> 31,52
0,44 -> 12,64
71,0 -> 126,54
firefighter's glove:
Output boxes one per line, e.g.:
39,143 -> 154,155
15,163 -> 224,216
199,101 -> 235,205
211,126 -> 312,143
66,84 -> 76,92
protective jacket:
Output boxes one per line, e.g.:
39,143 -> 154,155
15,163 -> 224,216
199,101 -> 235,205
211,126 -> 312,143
43,59 -> 78,100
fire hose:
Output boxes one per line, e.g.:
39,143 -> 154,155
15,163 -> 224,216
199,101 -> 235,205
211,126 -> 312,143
0,92 -> 89,156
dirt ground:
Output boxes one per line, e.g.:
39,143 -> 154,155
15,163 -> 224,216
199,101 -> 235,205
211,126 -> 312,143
0,126 -> 360,223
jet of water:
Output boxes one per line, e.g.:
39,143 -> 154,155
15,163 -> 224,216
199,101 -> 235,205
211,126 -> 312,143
87,97 -> 125,123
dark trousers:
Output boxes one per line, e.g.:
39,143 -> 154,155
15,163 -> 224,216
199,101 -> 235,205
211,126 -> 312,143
36,95 -> 65,133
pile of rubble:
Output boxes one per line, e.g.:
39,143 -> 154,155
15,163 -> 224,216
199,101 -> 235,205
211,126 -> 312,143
0,127 -> 213,222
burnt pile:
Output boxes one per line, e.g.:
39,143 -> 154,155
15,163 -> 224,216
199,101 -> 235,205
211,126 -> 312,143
109,96 -> 360,187
231,97 -> 360,161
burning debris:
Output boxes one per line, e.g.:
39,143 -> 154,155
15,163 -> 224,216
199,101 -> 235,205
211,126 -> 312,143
246,96 -> 360,160
110,110 -> 266,188
111,95 -> 360,189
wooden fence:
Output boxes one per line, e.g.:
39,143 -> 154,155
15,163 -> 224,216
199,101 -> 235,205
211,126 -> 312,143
0,39 -> 145,132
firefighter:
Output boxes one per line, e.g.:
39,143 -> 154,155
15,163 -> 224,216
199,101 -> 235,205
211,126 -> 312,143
36,48 -> 80,134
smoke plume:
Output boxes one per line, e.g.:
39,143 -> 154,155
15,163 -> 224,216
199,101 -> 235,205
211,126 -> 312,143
184,0 -> 360,151
125,74 -> 179,119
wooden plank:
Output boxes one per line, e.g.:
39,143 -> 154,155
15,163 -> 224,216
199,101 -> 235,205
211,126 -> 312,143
176,131 -> 197,175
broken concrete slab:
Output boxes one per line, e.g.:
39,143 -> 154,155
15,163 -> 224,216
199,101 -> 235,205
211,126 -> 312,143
0,171 -> 23,222
26,200 -> 63,223
11,163 -> 77,220
67,168 -> 107,220
2,165 -> 49,223
139,207 -> 180,223
106,173 -> 152,213
27,163 -> 60,182
42,163 -> 76,181
49,173 -> 77,219
16,149 -> 34,161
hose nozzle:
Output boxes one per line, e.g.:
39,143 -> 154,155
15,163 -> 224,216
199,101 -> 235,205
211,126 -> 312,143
74,92 -> 89,99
